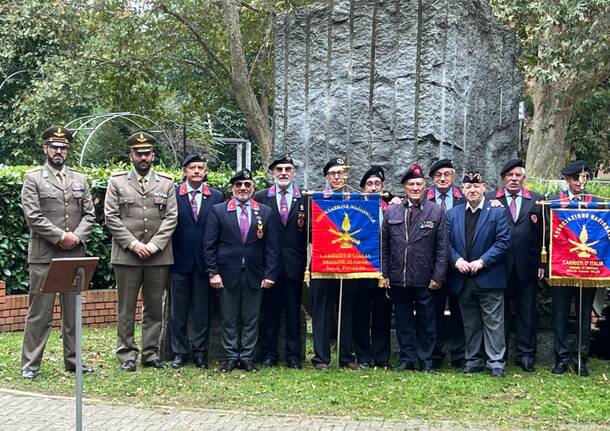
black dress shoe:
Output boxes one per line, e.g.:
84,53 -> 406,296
221,359 -> 238,373
171,355 -> 189,369
120,360 -> 137,372
490,367 -> 505,378
239,359 -> 257,372
286,359 -> 302,369
451,358 -> 466,369
551,359 -> 572,375
462,364 -> 485,374
142,359 -> 167,369
517,359 -> 535,372
66,364 -> 94,374
260,357 -> 277,368
193,356 -> 208,369
374,362 -> 390,369
393,361 -> 415,372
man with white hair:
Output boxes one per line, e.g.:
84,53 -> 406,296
489,159 -> 544,372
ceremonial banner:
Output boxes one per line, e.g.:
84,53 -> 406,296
310,192 -> 381,279
549,206 -> 610,287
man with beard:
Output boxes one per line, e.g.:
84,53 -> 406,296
383,164 -> 448,372
310,157 -> 359,370
446,171 -> 510,377
254,155 -> 307,368
489,159 -> 544,372
426,159 -> 466,370
20,126 -> 96,379
353,166 -> 392,369
169,154 -> 224,369
546,160 -> 599,377
203,169 -> 279,373
104,132 -> 178,372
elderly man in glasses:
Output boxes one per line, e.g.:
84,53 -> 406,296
203,169 -> 279,373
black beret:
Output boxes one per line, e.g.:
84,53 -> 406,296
462,170 -> 484,184
268,154 -> 295,171
561,160 -> 591,177
360,165 -> 385,188
428,158 -> 453,177
401,163 -> 425,184
230,168 -> 254,184
182,153 -> 205,167
126,132 -> 155,153
500,158 -> 525,176
323,157 -> 348,176
41,125 -> 73,146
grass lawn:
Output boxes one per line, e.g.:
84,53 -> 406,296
0,325 -> 609,430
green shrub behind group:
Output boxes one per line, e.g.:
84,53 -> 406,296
1,165 -> 609,295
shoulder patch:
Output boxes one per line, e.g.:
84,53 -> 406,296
156,172 -> 174,180
26,166 -> 42,174
111,171 -> 128,177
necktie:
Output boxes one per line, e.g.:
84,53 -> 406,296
239,203 -> 249,243
509,194 -> 518,221
56,172 -> 64,187
190,190 -> 200,220
279,190 -> 289,225
572,196 -> 580,202
440,193 -> 447,212
139,178 -> 147,192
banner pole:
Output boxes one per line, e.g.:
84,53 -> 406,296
578,285 -> 583,375
75,267 -> 84,431
337,278 -> 343,367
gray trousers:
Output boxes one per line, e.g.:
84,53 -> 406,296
114,265 -> 169,363
219,272 -> 262,360
458,280 -> 506,369
21,264 -> 76,372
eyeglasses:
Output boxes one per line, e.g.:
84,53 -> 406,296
274,166 -> 294,173
47,145 -> 67,152
365,180 -> 382,187
433,171 -> 454,179
327,170 -> 346,177
234,181 -> 254,188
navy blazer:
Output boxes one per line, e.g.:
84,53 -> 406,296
254,185 -> 308,281
203,198 -> 279,289
446,199 -> 511,293
170,182 -> 224,274
486,187 -> 544,282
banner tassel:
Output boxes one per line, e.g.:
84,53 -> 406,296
540,246 -> 547,264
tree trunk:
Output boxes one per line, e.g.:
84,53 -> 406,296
526,79 -> 577,178
218,0 -> 273,167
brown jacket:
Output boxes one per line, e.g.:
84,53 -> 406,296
104,169 -> 178,266
21,164 -> 95,264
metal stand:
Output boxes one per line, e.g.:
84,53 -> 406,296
75,268 -> 85,431
577,285 -> 583,376
336,279 -> 344,366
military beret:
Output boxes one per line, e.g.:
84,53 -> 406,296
182,153 -> 205,167
462,170 -> 484,184
323,157 -> 348,176
428,158 -> 453,177
268,154 -> 295,171
230,168 -> 254,185
41,125 -> 73,147
401,163 -> 425,184
360,165 -> 385,188
126,132 -> 155,153
500,158 -> 525,176
561,160 -> 591,177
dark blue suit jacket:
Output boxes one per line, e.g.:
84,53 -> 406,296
254,185 -> 307,281
170,182 -> 224,274
446,199 -> 511,293
203,198 -> 279,289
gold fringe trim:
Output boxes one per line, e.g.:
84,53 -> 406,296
310,272 -> 382,280
303,269 -> 311,283
548,277 -> 609,288
378,275 -> 386,288
540,247 -> 547,264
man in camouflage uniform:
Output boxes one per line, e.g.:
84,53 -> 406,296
104,132 -> 178,371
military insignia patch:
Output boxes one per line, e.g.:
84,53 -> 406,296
297,212 -> 305,228
530,214 -> 538,224
71,181 -> 85,191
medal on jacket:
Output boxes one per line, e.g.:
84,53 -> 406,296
154,192 -> 168,211
256,214 -> 264,239
71,181 -> 85,199
297,204 -> 305,228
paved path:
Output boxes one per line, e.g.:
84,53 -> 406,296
0,387 -> 587,431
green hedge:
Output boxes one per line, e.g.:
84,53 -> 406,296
1,166 -> 609,295
0,164 -> 268,294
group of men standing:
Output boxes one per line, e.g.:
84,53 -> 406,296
19,124 -> 602,379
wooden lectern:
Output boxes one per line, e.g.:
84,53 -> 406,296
41,257 -> 98,431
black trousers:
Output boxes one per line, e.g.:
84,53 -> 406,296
390,285 -> 436,368
431,283 -> 465,364
259,270 -> 303,362
504,267 -> 538,363
551,285 -> 597,362
310,279 -> 356,365
170,269 -> 211,359
352,280 -> 392,365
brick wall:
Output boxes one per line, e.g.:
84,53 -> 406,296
0,280 -> 142,332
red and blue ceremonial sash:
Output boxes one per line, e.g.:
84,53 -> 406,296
310,192 -> 381,279
549,201 -> 610,287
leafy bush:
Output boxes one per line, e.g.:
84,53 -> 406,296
0,164 -> 269,294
